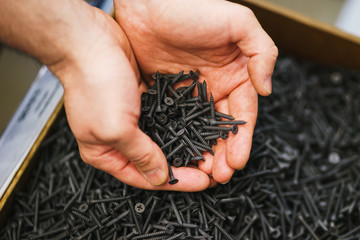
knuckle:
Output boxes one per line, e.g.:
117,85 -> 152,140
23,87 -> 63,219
96,123 -> 134,143
130,149 -> 153,169
241,6 -> 255,19
269,45 -> 279,58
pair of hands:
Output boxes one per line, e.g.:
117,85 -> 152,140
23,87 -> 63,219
54,0 -> 278,191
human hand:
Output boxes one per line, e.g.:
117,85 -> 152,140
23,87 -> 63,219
115,0 -> 278,183
50,7 -> 211,191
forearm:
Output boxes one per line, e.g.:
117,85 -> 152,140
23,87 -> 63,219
0,0 -> 118,74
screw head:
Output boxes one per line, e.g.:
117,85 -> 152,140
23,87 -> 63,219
169,178 -> 179,185
172,158 -> 183,167
134,203 -> 145,213
165,224 -> 175,234
176,96 -> 185,104
157,113 -> 168,125
164,97 -> 174,106
78,203 -> 88,213
148,89 -> 157,95
144,116 -> 155,127
220,131 -> 228,140
328,152 -> 340,164
231,125 -> 238,134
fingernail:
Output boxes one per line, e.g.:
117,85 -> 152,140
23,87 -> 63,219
142,168 -> 167,186
264,76 -> 272,94
221,180 -> 230,185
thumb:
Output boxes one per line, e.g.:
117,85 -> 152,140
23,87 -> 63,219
232,6 -> 278,96
113,125 -> 168,185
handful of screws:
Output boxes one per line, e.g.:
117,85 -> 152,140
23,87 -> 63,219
2,53 -> 360,240
139,70 -> 246,184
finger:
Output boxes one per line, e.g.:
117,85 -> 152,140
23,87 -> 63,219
210,98 -> 234,183
111,125 -> 169,186
227,79 -> 258,170
208,177 -> 218,188
80,144 -> 210,191
198,152 -> 213,175
231,5 -> 278,96
212,138 -> 234,184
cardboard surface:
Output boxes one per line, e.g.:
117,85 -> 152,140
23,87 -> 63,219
236,0 -> 360,70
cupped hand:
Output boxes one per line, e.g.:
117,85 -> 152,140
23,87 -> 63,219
115,0 -> 278,183
50,6 -> 210,191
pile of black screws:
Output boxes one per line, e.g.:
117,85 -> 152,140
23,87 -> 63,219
139,70 -> 246,184
1,53 -> 360,239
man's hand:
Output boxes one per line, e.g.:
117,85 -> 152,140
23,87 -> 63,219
0,0 -> 210,191
115,0 -> 278,183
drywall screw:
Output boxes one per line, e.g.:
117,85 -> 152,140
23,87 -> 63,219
89,209 -> 103,229
172,158 -> 184,167
202,80 -> 208,102
168,194 -> 183,225
95,189 -> 108,215
127,199 -> 142,234
71,211 -> 92,222
209,93 -> 215,119
197,82 -> 203,102
167,162 -> 179,185
180,80 -> 197,97
155,113 -> 168,125
65,161 -> 80,190
165,232 -> 186,240
215,111 -> 234,120
88,195 -> 131,204
105,210 -> 130,227
132,230 -> 168,240
161,136 -> 180,150
192,140 -> 214,155
188,122 -> 209,147
203,202 -> 226,221
78,167 -> 95,202
151,224 -> 175,234
164,97 -> 175,106
210,218 -> 236,240
167,85 -> 185,104
199,195 -> 209,231
155,72 -> 163,113
170,70 -> 185,86
78,203 -> 88,213
142,196 -> 161,232
134,203 -> 145,214
297,214 -> 319,240
236,214 -> 258,239
166,141 -> 186,159
186,102 -> 204,117
181,135 -> 204,160
200,117 -> 246,126
32,191 -> 40,233
185,96 -> 201,103
202,125 -> 238,134
184,106 -> 211,122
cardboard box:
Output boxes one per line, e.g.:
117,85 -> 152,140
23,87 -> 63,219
1,0 -> 360,223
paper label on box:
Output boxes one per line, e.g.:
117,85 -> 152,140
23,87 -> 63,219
0,67 -> 64,198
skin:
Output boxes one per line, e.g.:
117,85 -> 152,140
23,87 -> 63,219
0,0 -> 277,191
115,0 -> 278,183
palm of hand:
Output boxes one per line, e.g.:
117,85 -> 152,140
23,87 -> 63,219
115,0 -> 277,183
61,9 -> 212,191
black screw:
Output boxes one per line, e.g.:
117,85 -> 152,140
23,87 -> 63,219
167,162 -> 178,185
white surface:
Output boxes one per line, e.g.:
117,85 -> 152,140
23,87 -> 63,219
336,0 -> 360,37
0,67 -> 63,198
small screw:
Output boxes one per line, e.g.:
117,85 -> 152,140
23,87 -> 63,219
134,203 -> 145,214
167,162 -> 178,185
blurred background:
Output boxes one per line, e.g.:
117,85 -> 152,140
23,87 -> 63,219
0,0 -> 358,136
